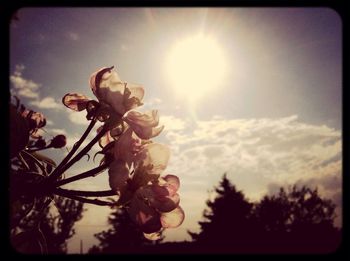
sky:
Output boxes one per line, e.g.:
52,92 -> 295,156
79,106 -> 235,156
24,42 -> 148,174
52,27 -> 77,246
10,7 -> 342,254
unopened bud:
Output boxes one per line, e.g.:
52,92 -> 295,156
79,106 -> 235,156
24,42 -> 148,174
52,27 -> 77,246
50,135 -> 67,148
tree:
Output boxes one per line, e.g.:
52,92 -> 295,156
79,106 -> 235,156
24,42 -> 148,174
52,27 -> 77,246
189,174 -> 341,253
254,186 -> 341,252
12,197 -> 84,254
188,174 -> 257,251
89,206 -> 162,254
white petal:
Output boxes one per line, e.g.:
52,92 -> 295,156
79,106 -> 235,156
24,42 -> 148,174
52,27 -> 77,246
108,160 -> 130,192
160,206 -> 185,228
136,143 -> 170,175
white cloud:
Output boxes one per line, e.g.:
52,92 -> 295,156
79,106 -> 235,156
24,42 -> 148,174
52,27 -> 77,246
161,114 -> 342,240
143,97 -> 162,108
30,96 -> 62,110
67,32 -> 79,41
66,109 -> 89,125
160,115 -> 186,131
10,64 -> 41,99
47,128 -> 67,135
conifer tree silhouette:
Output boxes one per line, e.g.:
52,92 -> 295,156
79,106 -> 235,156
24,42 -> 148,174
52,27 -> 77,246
189,174 -> 341,253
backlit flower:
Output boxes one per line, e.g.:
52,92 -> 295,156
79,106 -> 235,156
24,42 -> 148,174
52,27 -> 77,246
89,67 -> 144,115
123,110 -> 164,140
128,174 -> 184,236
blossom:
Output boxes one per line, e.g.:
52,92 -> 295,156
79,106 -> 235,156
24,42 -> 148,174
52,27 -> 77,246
123,110 -> 164,140
128,175 -> 185,236
62,93 -> 90,111
108,160 -> 130,192
21,109 -> 46,138
89,66 -> 144,115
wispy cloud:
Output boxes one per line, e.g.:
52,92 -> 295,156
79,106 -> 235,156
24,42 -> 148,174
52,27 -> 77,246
160,114 -> 342,240
66,110 -> 89,125
30,96 -> 62,110
10,64 -> 41,98
160,115 -> 186,131
67,32 -> 79,41
46,128 -> 67,135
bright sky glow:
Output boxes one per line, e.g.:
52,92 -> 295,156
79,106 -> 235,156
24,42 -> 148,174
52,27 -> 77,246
166,34 -> 227,103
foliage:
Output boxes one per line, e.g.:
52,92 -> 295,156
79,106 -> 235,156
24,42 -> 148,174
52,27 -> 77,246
189,174 -> 341,253
9,66 -> 183,254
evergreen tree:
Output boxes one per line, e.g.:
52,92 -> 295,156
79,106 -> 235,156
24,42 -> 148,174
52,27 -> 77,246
189,174 -> 341,253
188,174 -> 256,250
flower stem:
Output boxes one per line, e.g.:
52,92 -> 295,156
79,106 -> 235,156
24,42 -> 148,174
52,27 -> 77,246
54,190 -> 115,206
54,163 -> 109,187
54,188 -> 116,197
54,124 -> 108,179
47,118 -> 97,182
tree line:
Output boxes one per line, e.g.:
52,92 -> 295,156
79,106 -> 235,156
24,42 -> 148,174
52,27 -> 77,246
89,174 -> 341,254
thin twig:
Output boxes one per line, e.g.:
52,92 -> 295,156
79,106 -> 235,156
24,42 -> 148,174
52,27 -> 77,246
54,188 -> 116,197
52,124 -> 108,181
54,190 -> 115,206
54,163 -> 109,187
47,118 -> 97,182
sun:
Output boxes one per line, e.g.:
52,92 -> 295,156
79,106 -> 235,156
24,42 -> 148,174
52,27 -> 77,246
165,34 -> 227,103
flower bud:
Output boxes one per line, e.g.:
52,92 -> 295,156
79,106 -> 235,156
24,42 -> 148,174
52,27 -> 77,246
50,135 -> 67,148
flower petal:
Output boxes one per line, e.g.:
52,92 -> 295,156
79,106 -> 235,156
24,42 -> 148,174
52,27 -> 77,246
113,128 -> 141,166
123,83 -> 145,111
124,110 -> 159,128
62,93 -> 90,111
163,174 -> 180,195
123,110 -> 164,139
153,193 -> 180,213
136,143 -> 170,175
108,160 -> 130,192
90,67 -> 126,115
160,206 -> 185,228
143,231 -> 162,241
89,67 -> 115,96
128,195 -> 162,234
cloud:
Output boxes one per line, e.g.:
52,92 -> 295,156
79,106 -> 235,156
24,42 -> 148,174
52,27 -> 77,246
30,96 -> 62,110
67,32 -> 79,41
160,115 -> 186,131
66,110 -> 89,125
160,114 -> 342,240
143,97 -> 162,108
46,128 -> 67,135
10,64 -> 41,98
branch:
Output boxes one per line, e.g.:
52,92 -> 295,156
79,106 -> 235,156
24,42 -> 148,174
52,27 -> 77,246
54,188 -> 116,197
52,124 -> 108,181
47,118 -> 97,182
54,191 -> 115,206
54,163 -> 109,187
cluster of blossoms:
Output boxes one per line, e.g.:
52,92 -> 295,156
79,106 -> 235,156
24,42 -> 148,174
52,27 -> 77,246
10,99 -> 67,158
63,66 -> 184,239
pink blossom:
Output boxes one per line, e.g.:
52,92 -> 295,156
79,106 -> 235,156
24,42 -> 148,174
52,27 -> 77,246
123,110 -> 164,140
128,175 -> 184,236
89,67 -> 144,115
62,93 -> 90,111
